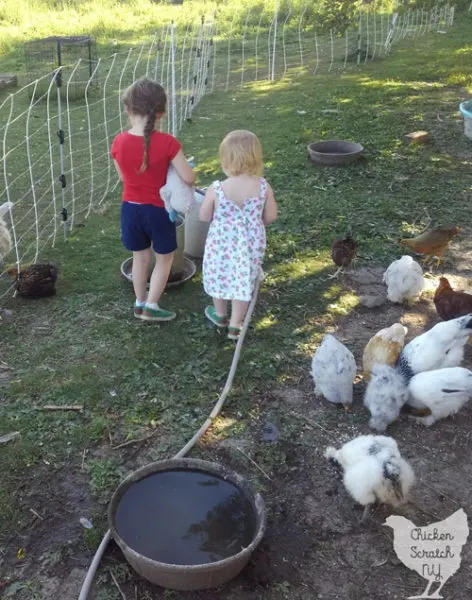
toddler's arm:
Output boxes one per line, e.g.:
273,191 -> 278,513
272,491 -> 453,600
262,182 -> 278,225
199,186 -> 217,222
171,150 -> 196,185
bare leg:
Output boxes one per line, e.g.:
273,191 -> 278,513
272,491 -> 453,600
147,252 -> 174,305
324,266 -> 343,280
132,248 -> 152,303
213,298 -> 228,317
230,300 -> 250,329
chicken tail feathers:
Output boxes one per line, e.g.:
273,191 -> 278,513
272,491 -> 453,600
396,352 -> 415,383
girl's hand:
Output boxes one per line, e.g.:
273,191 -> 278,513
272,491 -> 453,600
199,186 -> 217,222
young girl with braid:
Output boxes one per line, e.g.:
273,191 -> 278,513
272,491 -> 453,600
111,77 -> 195,321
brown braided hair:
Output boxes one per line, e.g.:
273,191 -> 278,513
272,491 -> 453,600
122,77 -> 167,173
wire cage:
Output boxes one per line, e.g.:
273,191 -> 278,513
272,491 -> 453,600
24,35 -> 99,99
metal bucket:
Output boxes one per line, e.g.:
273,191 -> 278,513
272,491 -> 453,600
108,458 -> 266,591
184,189 -> 210,259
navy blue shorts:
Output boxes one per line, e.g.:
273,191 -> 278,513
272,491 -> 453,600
121,202 -> 177,254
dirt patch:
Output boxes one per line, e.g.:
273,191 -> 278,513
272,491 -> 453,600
0,467 -> 97,597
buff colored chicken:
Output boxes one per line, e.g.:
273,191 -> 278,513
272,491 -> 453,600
362,323 -> 408,381
399,226 -> 461,268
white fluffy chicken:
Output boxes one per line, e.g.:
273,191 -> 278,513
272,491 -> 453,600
383,255 -> 424,304
311,334 -> 357,410
397,314 -> 472,382
407,367 -> 472,426
325,435 -> 415,521
363,364 -> 409,432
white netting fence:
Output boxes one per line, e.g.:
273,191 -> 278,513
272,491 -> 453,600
0,2 -> 455,298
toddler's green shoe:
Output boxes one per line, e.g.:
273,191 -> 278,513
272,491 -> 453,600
205,306 -> 229,328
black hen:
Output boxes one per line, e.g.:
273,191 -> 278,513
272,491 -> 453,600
8,262 -> 59,298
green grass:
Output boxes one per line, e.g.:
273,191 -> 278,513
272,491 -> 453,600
1,7 -> 472,598
0,0 -> 400,73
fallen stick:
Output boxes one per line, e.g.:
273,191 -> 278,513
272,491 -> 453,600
236,446 -> 272,481
37,405 -> 83,412
30,508 -> 44,521
291,412 -> 335,441
110,571 -> 127,600
112,429 -> 159,450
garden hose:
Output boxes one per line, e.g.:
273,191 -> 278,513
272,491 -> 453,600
78,273 -> 262,599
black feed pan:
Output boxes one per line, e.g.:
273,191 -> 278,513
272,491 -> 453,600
308,140 -> 364,166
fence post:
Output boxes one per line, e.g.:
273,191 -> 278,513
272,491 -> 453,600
99,53 -> 117,205
241,9 -> 251,88
298,5 -> 307,68
385,11 -> 398,53
357,10 -> 362,66
2,95 -> 20,269
271,0 -> 279,81
226,12 -> 235,91
170,22 -> 177,137
190,16 -> 204,118
55,66 -> 68,241
65,59 -> 82,228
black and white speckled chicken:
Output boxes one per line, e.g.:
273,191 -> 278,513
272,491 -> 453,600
329,233 -> 357,279
8,262 -> 59,298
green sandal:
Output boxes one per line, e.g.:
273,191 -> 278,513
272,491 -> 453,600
205,306 -> 229,328
227,326 -> 241,340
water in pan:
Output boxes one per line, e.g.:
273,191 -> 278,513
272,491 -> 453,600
115,470 -> 257,566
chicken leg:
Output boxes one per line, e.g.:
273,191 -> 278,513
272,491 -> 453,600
324,266 -> 343,280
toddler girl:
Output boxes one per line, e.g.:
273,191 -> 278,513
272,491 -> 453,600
200,130 -> 277,339
111,77 -> 195,321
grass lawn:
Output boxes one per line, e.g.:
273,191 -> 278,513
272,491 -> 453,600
1,8 -> 472,600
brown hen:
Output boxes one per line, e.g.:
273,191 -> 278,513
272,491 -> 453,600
328,233 -> 357,279
399,226 -> 461,268
8,262 -> 59,297
434,276 -> 472,321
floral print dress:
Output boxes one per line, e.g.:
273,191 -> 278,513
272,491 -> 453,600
203,178 -> 267,302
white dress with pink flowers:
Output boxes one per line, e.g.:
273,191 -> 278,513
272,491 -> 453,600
203,178 -> 267,302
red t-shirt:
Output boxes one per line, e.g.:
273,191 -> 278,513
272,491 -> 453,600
111,131 -> 181,207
